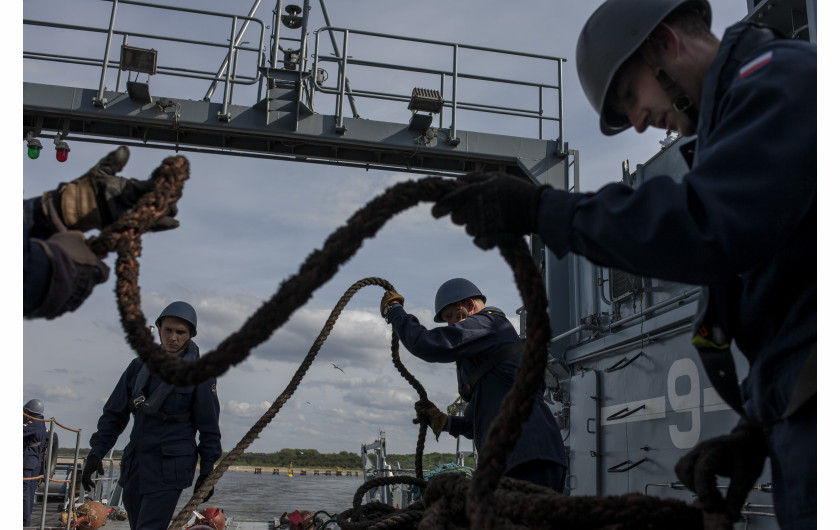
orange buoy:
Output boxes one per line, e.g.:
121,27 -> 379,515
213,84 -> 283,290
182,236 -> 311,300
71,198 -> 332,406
75,501 -> 108,530
185,506 -> 226,530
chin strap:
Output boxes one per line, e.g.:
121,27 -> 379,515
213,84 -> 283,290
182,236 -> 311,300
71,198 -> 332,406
653,67 -> 699,123
638,41 -> 700,127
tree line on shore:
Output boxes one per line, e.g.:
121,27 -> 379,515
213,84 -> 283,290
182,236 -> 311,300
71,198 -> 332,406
59,447 -> 475,470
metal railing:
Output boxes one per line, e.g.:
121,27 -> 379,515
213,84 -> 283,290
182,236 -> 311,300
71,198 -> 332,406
23,0 -> 267,112
311,25 -> 567,145
24,413 -> 83,530
24,1 -> 568,146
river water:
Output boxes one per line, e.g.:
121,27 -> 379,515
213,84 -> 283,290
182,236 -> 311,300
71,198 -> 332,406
173,471 -> 366,523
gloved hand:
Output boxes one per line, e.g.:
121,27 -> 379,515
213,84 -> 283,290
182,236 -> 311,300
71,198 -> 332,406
45,146 -> 179,232
431,171 -> 549,250
194,474 -> 214,502
27,231 -> 110,320
380,290 -> 405,318
80,454 -> 104,492
675,422 -> 767,522
412,400 -> 448,441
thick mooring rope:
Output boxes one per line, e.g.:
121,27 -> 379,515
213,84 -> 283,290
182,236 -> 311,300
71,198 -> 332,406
91,155 -> 727,529
168,278 -> 430,529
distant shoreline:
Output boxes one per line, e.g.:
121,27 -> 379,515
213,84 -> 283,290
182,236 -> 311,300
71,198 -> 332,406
56,457 -> 363,475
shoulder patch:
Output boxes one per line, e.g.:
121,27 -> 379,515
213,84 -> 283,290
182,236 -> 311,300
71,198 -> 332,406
738,51 -> 773,79
211,383 -> 216,395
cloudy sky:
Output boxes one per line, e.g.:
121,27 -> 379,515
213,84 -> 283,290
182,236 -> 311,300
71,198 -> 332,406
16,0 -> 775,463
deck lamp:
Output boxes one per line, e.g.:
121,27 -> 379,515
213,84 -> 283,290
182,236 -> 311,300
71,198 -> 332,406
408,88 -> 444,131
54,137 -> 70,163
120,45 -> 157,104
25,131 -> 42,160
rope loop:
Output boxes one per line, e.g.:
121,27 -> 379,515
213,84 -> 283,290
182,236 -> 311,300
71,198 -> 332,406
92,157 -> 721,529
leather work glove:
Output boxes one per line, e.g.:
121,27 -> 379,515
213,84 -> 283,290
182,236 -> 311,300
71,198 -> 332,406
675,422 -> 767,522
194,474 -> 214,502
413,400 -> 448,441
380,290 -> 405,318
431,171 -> 550,250
44,146 -> 179,232
80,454 -> 104,492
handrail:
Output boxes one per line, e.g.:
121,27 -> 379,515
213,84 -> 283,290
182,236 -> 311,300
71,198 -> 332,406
23,1 -> 266,108
312,25 -> 566,141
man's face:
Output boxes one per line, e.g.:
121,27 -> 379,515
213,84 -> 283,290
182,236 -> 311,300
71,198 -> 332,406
159,316 -> 191,355
611,57 -> 697,136
440,301 -> 470,326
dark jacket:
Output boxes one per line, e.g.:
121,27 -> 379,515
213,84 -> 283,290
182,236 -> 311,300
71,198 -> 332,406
536,22 -> 815,527
387,305 -> 567,472
24,414 -> 47,472
537,23 -> 815,425
89,341 -> 222,494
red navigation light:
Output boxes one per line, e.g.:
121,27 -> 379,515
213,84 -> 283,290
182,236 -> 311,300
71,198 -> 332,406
55,141 -> 70,163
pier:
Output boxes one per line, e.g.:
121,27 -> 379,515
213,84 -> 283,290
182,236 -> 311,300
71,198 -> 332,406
243,466 -> 360,476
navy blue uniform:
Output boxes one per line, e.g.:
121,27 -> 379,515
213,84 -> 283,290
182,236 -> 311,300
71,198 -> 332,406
537,23 -> 815,527
24,414 -> 47,526
387,304 -> 568,492
89,341 -> 221,529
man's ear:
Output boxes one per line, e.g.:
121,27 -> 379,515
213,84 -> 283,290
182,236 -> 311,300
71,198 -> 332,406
647,23 -> 681,60
464,298 -> 477,315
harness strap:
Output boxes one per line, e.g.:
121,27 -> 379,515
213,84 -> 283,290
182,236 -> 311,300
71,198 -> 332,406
130,342 -> 198,423
462,340 -> 523,401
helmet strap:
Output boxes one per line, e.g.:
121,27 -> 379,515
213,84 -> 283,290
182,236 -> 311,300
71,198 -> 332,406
638,41 -> 700,126
653,68 -> 699,123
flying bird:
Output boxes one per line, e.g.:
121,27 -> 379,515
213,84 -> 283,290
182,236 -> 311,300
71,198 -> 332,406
330,362 -> 345,374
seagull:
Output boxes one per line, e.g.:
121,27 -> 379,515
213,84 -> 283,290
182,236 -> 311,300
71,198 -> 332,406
330,362 -> 345,374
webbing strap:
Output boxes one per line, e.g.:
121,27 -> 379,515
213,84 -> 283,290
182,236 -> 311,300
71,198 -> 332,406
463,340 -> 523,400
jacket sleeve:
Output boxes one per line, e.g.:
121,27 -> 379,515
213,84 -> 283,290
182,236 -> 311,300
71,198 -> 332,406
536,42 -> 816,285
89,362 -> 136,458
387,306 -> 502,363
447,400 -> 474,439
193,377 -> 222,476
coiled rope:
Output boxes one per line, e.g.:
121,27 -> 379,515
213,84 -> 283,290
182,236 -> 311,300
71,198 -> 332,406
89,154 -> 725,530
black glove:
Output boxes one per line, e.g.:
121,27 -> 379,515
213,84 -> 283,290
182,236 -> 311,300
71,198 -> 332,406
432,171 -> 549,250
194,474 -> 214,502
26,231 -> 110,320
80,454 -> 104,492
675,422 -> 767,522
413,400 -> 448,441
46,146 -> 179,232
380,290 -> 405,319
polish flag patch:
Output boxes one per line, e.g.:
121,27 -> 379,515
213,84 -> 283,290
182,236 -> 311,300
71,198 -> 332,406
738,51 -> 774,79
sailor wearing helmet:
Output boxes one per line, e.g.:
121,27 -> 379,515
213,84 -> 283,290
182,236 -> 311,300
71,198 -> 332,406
432,1 -> 815,527
82,301 -> 222,530
381,279 -> 568,492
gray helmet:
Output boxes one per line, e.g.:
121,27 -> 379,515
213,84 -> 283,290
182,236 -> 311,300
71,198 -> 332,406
434,278 -> 486,323
576,0 -> 711,135
24,398 -> 44,416
155,301 -> 198,337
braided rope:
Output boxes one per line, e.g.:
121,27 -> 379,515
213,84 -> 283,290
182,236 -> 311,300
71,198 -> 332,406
90,158 -> 721,529
169,278 -> 426,529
